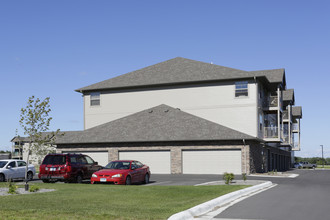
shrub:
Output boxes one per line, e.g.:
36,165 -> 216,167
223,172 -> 235,185
29,185 -> 40,192
8,180 -> 18,194
242,173 -> 247,181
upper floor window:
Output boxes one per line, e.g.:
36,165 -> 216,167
90,92 -> 100,106
235,81 -> 248,97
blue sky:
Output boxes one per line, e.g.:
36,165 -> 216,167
1,1 -> 329,157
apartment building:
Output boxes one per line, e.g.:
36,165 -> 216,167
18,57 -> 303,174
11,136 -> 56,165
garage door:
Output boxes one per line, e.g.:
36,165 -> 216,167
182,149 -> 242,174
64,151 -> 109,167
119,151 -> 171,174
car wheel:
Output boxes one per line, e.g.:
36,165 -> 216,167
0,173 -> 5,182
27,171 -> 33,181
76,175 -> 83,184
125,176 -> 131,185
144,173 -> 150,184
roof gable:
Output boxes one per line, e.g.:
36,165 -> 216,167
56,104 -> 256,144
77,57 -> 255,92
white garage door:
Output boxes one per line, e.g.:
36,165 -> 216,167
119,151 -> 171,174
182,150 -> 242,174
64,151 -> 109,167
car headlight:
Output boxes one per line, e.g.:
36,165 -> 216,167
112,174 -> 122,178
92,174 -> 98,178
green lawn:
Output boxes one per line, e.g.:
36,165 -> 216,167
316,165 -> 330,169
0,182 -> 249,220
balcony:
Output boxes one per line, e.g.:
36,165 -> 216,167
292,142 -> 300,151
282,134 -> 289,143
11,151 -> 22,158
262,96 -> 279,110
264,126 -> 282,142
292,123 -> 299,132
283,110 -> 289,120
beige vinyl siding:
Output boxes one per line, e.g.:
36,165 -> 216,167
84,81 -> 258,136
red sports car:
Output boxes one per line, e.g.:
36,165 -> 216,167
91,160 -> 151,185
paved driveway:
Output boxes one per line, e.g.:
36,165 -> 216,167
214,169 -> 330,220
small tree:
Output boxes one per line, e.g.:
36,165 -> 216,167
19,96 -> 60,189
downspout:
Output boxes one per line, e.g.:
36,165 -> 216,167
243,139 -> 247,174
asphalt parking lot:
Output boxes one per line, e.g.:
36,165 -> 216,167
28,168 -> 310,186
149,174 -> 224,186
215,169 -> 330,220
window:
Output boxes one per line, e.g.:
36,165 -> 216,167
259,113 -> 263,131
235,81 -> 248,97
85,156 -> 95,165
70,156 -> 77,164
90,92 -> 100,106
77,156 -> 87,164
17,161 -> 26,167
42,155 -> 66,165
8,161 -> 16,168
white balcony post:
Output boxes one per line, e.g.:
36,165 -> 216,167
277,86 -> 281,140
288,105 -> 291,145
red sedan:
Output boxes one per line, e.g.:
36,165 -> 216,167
91,160 -> 151,185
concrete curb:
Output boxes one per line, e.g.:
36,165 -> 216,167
168,181 -> 273,220
249,173 -> 299,178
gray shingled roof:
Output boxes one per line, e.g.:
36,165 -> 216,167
11,132 -> 68,143
292,106 -> 302,118
283,89 -> 295,102
76,57 -> 285,92
56,104 -> 256,144
250,69 -> 285,84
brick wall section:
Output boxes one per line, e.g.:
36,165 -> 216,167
171,147 -> 182,174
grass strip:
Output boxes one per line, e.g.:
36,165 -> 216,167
0,182 -> 249,220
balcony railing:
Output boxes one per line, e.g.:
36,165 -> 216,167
283,110 -> 289,120
282,134 -> 289,143
262,96 -> 278,108
292,142 -> 300,151
11,152 -> 22,157
292,123 -> 299,131
264,127 -> 280,138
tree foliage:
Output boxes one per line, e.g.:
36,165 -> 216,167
295,157 -> 328,165
19,96 -> 61,181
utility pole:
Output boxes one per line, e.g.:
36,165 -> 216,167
320,145 -> 324,169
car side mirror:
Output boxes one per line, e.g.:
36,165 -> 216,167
94,162 -> 98,165
6,166 -> 12,169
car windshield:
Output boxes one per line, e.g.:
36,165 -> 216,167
105,161 -> 131,170
42,155 -> 66,165
0,161 -> 8,168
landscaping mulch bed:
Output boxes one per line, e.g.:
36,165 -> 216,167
0,187 -> 55,196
